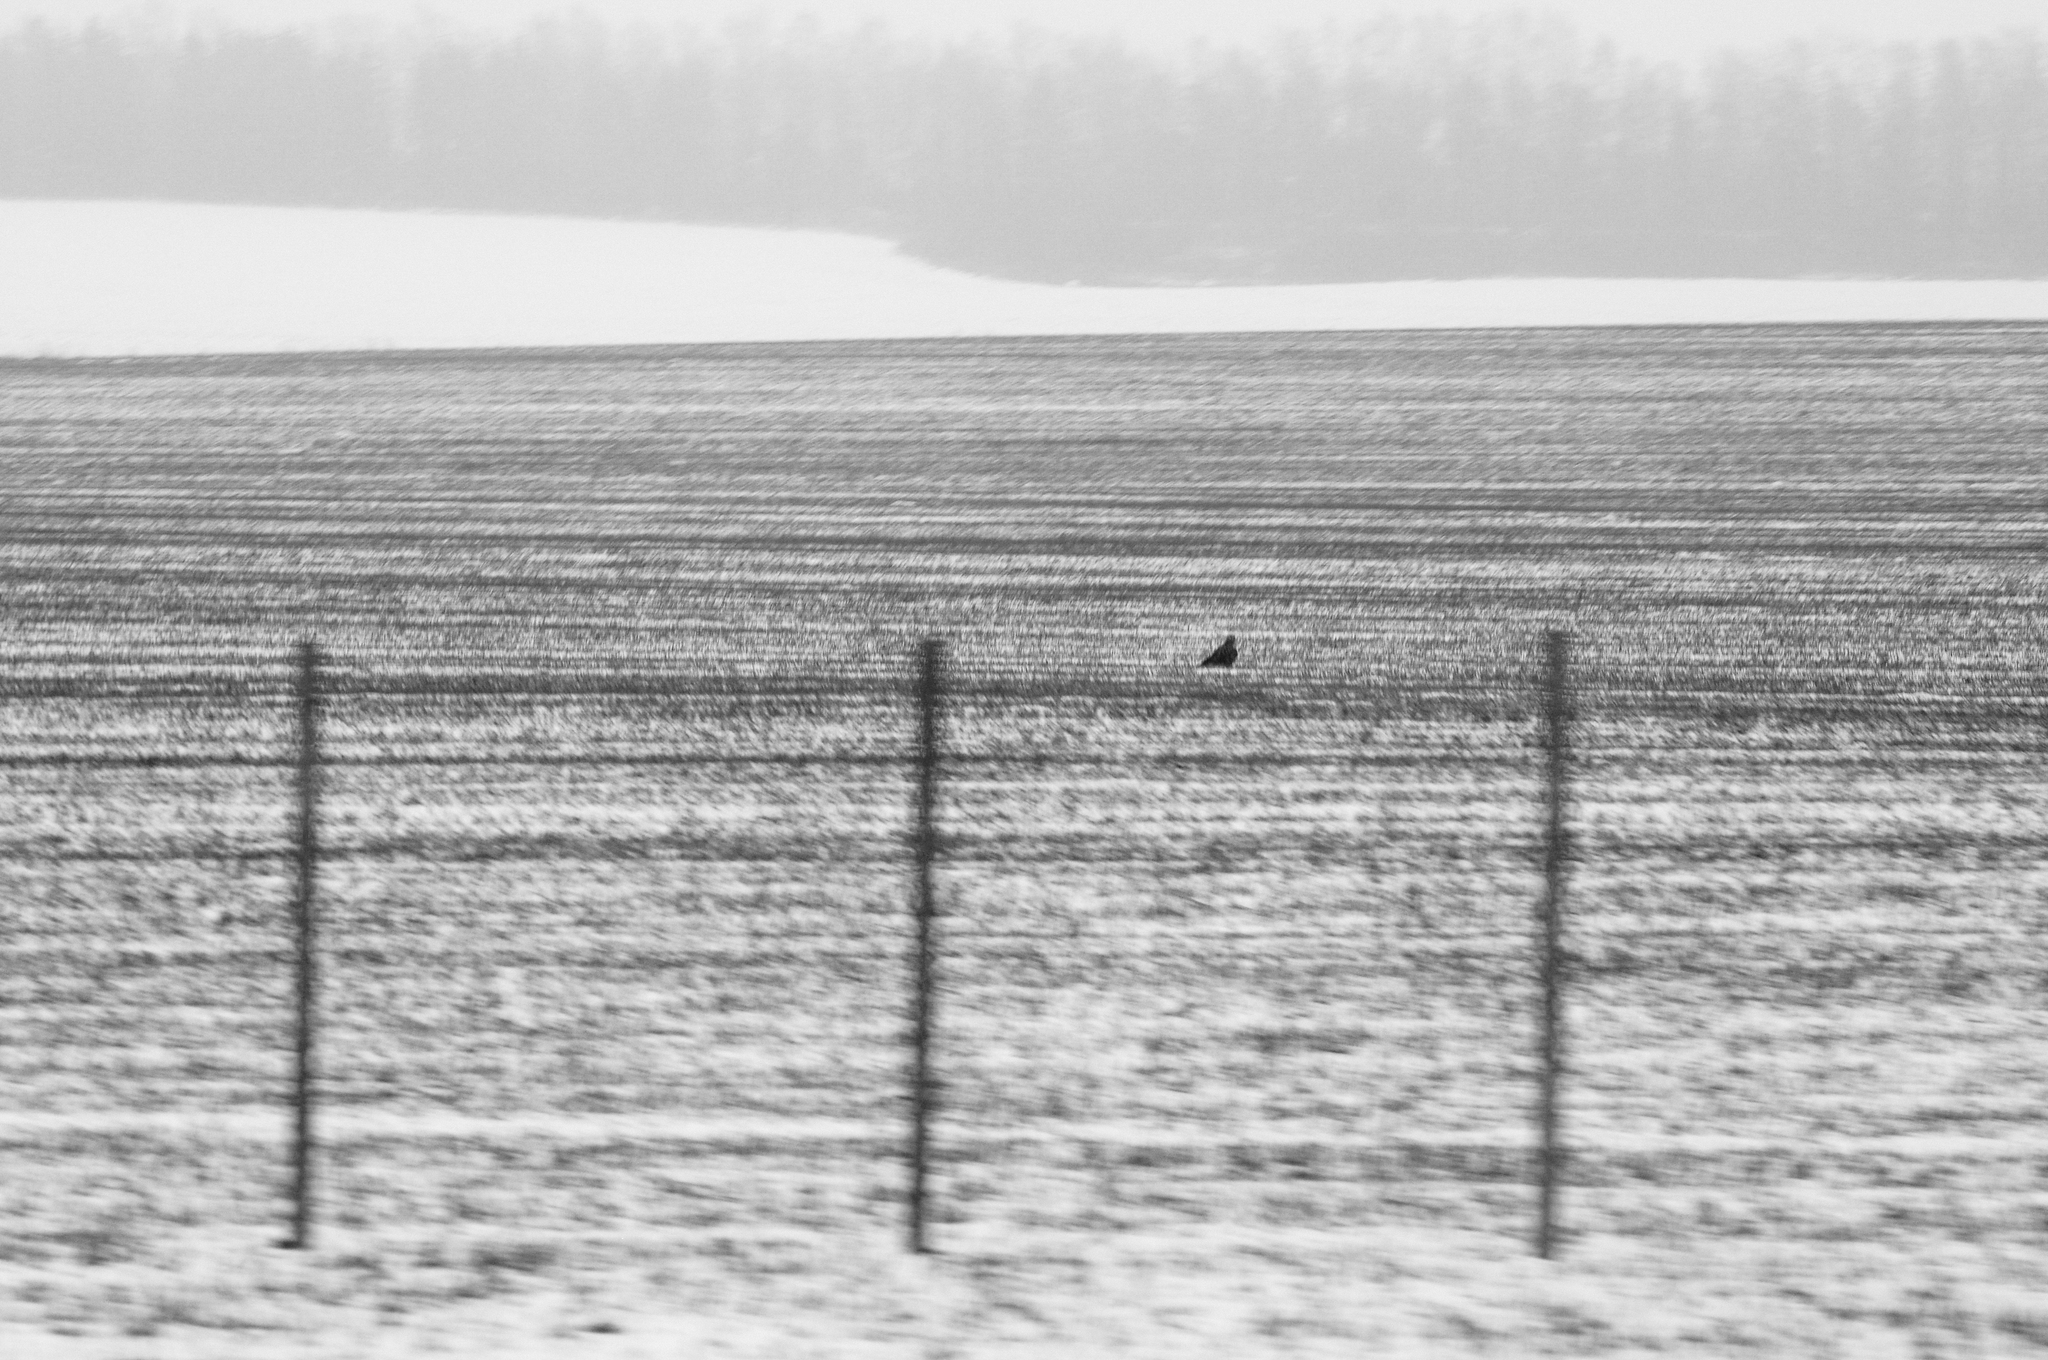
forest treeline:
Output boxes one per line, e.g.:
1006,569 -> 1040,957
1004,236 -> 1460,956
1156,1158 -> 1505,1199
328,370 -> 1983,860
2,14 -> 2044,282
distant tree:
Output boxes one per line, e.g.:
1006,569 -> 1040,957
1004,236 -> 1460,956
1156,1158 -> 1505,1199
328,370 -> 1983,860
1,13 -> 2043,281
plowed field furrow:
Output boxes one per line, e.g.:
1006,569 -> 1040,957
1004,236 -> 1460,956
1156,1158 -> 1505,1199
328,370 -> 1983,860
6,325 -> 2048,1349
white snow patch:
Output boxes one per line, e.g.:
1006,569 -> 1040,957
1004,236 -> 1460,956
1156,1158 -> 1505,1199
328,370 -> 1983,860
6,200 -> 2048,357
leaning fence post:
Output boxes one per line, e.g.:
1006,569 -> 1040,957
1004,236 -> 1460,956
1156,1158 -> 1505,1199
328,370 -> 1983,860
907,638 -> 944,1254
281,640 -> 322,1249
1535,629 -> 1571,1259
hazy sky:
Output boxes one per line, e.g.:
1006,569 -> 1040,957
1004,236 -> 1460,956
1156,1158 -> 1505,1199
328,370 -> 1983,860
0,0 -> 2041,56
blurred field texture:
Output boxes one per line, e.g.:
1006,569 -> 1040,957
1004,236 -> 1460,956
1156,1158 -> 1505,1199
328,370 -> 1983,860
3,324 -> 2048,1353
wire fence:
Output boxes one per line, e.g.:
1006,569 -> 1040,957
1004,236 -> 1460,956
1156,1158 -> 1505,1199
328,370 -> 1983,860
4,631 -> 2044,1261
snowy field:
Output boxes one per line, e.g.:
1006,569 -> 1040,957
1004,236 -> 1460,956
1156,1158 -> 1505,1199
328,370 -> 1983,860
6,200 -> 2048,356
4,326 -> 2048,1356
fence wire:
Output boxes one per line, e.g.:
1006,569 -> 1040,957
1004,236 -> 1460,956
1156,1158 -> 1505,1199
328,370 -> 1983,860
2,641 -> 2044,1259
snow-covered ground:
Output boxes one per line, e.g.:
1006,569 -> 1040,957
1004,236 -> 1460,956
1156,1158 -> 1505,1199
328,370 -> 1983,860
6,200 -> 2048,358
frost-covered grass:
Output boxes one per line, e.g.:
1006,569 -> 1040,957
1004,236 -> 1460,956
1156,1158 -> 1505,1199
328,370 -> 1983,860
7,1218 -> 2048,1359
4,327 -> 2048,1354
5,699 -> 2046,1355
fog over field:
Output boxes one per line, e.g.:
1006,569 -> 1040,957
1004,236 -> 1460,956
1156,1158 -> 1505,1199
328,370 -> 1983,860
4,0 -> 2043,56
9,2 -> 2048,1358
3,1 -> 2045,297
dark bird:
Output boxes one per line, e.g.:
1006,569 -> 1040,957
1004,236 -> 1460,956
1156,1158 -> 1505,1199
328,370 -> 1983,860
1199,635 -> 1238,668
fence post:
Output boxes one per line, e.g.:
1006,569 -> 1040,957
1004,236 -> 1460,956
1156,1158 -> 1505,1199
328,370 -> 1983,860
281,640 -> 322,1249
907,638 -> 944,1254
1535,629 -> 1570,1259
